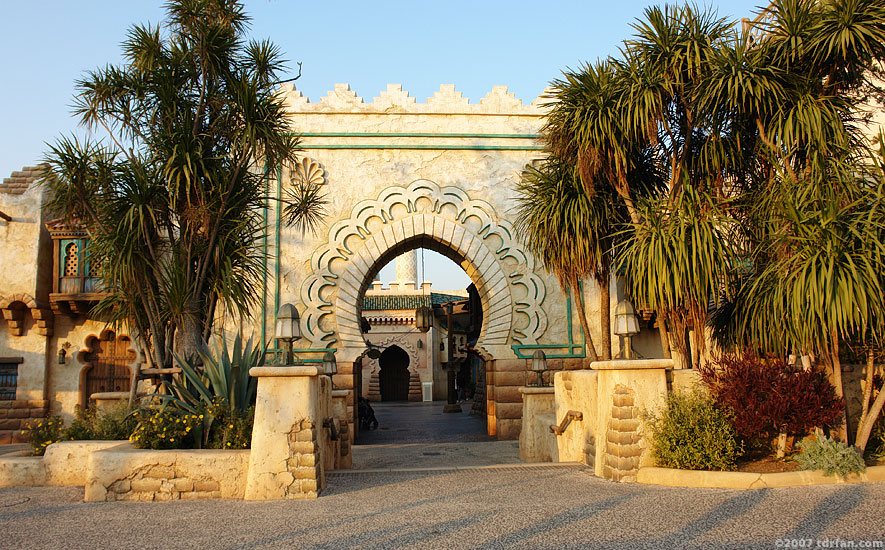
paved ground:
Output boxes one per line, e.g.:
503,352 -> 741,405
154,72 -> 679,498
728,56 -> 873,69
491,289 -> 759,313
1,402 -> 884,549
350,401 -> 520,470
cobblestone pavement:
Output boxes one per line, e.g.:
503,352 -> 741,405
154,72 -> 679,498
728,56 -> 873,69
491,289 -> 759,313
1,403 -> 883,549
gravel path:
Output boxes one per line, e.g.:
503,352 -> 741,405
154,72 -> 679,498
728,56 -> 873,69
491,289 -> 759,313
2,402 -> 882,549
2,468 -> 885,549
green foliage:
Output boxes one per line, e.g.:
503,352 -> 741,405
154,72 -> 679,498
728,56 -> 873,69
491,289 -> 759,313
38,0 -> 315,372
65,404 -> 138,441
793,433 -> 866,478
130,408 -> 201,450
25,416 -> 65,456
203,400 -> 254,450
647,391 -> 742,471
158,332 -> 262,448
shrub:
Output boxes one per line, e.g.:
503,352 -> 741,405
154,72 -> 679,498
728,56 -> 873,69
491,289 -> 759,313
700,352 -> 844,448
793,433 -> 866,478
204,401 -> 254,450
130,408 -> 201,450
65,405 -> 138,441
647,391 -> 742,471
162,333 -> 263,448
25,416 -> 66,456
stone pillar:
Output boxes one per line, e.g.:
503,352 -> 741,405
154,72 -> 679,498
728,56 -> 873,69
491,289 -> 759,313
244,366 -> 331,500
592,359 -> 671,482
331,389 -> 351,469
519,387 -> 557,462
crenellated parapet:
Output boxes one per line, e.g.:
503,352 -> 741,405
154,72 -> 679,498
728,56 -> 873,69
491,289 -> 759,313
278,83 -> 552,115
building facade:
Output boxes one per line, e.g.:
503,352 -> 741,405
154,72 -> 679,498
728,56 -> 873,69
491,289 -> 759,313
0,84 -> 646,442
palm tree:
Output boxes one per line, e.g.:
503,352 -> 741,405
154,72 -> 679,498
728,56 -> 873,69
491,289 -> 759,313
515,160 -> 620,362
41,0 -> 325,372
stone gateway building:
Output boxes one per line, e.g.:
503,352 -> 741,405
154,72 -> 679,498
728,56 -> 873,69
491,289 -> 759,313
0,84 -> 660,444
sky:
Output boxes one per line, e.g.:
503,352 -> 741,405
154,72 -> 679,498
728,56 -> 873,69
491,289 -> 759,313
0,0 -> 762,289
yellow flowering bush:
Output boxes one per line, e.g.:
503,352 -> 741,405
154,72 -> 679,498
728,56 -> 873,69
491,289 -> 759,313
130,408 -> 201,450
25,416 -> 66,456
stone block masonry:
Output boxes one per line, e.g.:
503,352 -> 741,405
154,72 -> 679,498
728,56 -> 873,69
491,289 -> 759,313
602,385 -> 642,482
0,400 -> 48,444
84,444 -> 249,502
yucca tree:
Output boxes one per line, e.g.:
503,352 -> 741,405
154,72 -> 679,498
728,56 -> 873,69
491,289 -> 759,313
515,160 -> 623,361
40,0 -> 325,372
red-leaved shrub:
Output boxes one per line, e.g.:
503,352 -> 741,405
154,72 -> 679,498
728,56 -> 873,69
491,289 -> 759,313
699,352 -> 844,446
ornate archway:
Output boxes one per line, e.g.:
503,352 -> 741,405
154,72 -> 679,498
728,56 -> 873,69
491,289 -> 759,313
299,180 -> 547,363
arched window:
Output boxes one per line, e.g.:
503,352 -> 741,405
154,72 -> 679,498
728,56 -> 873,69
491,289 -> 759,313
63,242 -> 79,276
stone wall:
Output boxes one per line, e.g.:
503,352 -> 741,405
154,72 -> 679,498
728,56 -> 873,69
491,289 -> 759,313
85,444 -> 249,502
0,399 -> 48,444
553,370 -> 598,466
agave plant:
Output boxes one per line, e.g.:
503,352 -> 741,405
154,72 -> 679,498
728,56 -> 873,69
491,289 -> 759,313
159,333 -> 265,447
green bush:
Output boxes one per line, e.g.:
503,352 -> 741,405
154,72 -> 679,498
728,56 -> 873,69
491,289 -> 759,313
203,400 -> 254,450
130,408 -> 201,450
25,416 -> 66,456
793,433 -> 866,478
647,391 -> 742,471
65,405 -> 138,441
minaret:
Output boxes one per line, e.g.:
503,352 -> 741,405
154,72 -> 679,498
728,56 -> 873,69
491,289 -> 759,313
395,250 -> 418,286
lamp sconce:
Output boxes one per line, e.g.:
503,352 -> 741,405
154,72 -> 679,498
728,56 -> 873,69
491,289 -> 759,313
530,350 -> 548,387
414,305 -> 433,333
614,299 -> 640,359
58,342 -> 72,365
275,303 -> 301,365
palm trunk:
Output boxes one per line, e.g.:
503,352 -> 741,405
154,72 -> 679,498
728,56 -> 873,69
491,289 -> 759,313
856,349 -> 875,443
657,310 -> 672,359
855,374 -> 885,452
829,332 -> 848,442
570,280 -> 599,363
599,278 -> 611,361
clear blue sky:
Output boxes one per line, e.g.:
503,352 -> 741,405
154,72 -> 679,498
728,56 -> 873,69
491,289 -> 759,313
0,0 -> 762,289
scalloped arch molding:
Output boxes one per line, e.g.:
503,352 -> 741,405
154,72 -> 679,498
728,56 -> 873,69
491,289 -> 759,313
300,180 -> 547,362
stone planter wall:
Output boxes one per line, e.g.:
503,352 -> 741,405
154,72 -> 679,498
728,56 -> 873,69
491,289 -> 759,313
84,443 -> 249,502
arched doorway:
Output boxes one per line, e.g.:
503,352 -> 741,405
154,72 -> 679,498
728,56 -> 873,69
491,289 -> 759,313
378,345 -> 410,401
77,330 -> 135,408
298,180 -> 549,439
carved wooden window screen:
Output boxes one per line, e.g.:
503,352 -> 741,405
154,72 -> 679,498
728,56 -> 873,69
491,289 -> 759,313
63,242 -> 79,276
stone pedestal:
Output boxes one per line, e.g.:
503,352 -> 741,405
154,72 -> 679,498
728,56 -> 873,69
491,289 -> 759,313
592,359 -> 671,482
518,387 -> 557,463
331,389 -> 351,469
244,366 -> 331,500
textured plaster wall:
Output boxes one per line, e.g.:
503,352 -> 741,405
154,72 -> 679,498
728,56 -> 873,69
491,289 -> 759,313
0,316 -> 47,401
0,182 -> 47,299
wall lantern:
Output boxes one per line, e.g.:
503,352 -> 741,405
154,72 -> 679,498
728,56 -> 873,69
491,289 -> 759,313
614,299 -> 640,359
414,305 -> 433,333
58,347 -> 67,365
530,349 -> 548,387
322,351 -> 338,376
275,303 -> 301,365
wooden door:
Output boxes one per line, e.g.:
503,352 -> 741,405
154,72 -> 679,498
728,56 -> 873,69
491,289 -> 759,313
81,331 -> 134,407
379,346 -> 410,401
